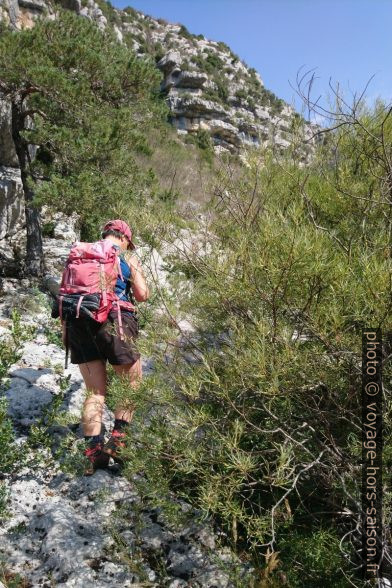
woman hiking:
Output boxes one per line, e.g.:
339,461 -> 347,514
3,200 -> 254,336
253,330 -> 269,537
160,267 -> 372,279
61,219 -> 150,475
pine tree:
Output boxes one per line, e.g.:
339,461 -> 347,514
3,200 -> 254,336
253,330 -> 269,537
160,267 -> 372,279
0,10 -> 166,275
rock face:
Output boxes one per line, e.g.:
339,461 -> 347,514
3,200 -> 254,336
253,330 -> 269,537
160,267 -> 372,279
40,207 -> 80,275
125,15 -> 319,154
0,164 -> 80,276
0,93 -> 25,275
0,0 -> 50,29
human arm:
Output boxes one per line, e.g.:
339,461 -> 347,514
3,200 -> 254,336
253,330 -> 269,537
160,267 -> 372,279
127,254 -> 150,302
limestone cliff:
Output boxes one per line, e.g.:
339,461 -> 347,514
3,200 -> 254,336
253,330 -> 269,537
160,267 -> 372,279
0,0 -> 319,153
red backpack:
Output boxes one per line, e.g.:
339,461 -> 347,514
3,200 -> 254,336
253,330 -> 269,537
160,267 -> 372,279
55,239 -> 135,366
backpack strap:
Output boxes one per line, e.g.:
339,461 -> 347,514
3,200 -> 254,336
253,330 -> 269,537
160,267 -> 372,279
112,300 -> 125,341
117,303 -> 124,341
117,256 -> 124,281
76,295 -> 84,319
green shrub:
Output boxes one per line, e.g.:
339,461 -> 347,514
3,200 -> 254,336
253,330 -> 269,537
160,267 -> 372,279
192,51 -> 224,76
235,88 -> 247,102
122,31 -> 135,50
184,129 -> 214,164
0,560 -> 29,588
205,51 -> 224,71
0,396 -> 21,474
94,0 -> 122,26
215,76 -> 229,102
0,310 -> 37,477
217,41 -> 231,53
0,310 -> 35,381
178,24 -> 193,40
247,97 -> 256,112
194,128 -> 213,151
202,88 -> 220,105
191,53 -> 205,70
0,483 -> 9,521
158,188 -> 180,206
153,42 -> 165,63
43,318 -> 63,347
115,100 -> 392,584
41,221 -> 55,238
259,87 -> 284,114
278,528 -> 351,587
123,6 -> 137,18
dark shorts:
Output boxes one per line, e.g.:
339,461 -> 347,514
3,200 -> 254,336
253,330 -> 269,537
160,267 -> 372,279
67,310 -> 141,366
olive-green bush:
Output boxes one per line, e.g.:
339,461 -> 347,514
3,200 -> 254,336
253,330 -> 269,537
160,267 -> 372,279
117,103 -> 392,584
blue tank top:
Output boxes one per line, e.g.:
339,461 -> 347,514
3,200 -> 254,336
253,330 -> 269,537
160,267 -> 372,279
115,256 -> 132,301
111,245 -> 135,308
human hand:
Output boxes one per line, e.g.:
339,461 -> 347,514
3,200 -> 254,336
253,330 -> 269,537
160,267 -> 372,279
125,254 -> 149,301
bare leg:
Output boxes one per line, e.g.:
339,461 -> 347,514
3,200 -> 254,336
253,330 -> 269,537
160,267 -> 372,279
79,359 -> 107,436
112,358 -> 142,422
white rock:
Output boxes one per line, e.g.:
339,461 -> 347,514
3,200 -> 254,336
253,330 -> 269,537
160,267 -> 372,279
5,381 -> 53,423
176,318 -> 196,333
157,51 -> 183,73
113,24 -> 123,43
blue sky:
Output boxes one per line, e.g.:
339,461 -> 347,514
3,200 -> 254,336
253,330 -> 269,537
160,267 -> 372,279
112,0 -> 392,114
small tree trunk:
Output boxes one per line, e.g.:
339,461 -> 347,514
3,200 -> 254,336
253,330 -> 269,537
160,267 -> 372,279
11,97 -> 44,277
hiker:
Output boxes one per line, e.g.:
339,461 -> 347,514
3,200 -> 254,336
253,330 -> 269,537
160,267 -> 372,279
60,219 -> 150,474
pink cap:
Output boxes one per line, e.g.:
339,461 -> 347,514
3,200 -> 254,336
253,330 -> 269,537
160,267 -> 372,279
102,219 -> 136,250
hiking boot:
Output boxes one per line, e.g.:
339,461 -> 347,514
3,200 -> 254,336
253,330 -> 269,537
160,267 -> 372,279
103,430 -> 127,465
83,442 -> 110,476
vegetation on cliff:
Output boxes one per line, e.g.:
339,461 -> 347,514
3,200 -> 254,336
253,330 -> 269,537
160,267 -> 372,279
0,6 -> 391,587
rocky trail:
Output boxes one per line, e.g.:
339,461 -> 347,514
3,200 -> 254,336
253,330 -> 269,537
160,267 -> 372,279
0,280 -> 252,588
